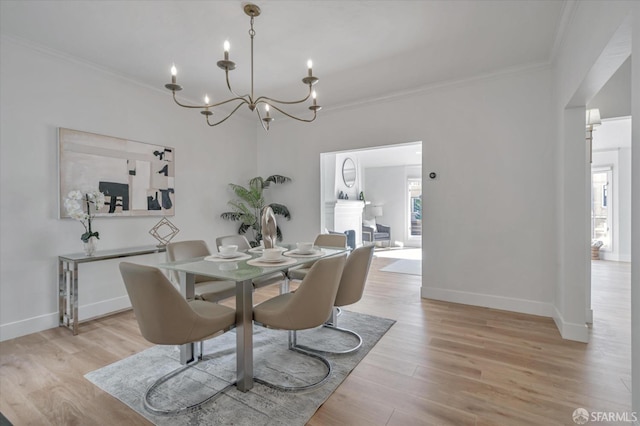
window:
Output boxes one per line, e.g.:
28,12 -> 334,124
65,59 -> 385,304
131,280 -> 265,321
408,179 -> 422,238
591,167 -> 612,249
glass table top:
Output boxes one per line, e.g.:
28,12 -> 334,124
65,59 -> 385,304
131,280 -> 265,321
157,245 -> 347,282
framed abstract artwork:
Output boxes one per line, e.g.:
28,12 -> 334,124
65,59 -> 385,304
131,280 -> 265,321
58,128 -> 175,218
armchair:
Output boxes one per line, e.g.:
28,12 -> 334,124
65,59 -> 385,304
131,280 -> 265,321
362,221 -> 391,247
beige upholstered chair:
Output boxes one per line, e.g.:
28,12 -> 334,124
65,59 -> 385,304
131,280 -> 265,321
288,233 -> 348,281
166,240 -> 236,302
215,235 -> 286,290
314,233 -> 347,248
295,245 -> 374,355
119,262 -> 236,415
253,254 -> 347,391
215,234 -> 253,250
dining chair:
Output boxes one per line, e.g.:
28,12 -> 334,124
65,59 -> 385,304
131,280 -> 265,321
287,233 -> 348,281
215,234 -> 287,290
252,254 -> 346,392
166,240 -> 236,302
294,244 -> 374,355
119,262 -> 236,415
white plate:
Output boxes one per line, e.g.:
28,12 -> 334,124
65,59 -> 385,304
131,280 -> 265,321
285,249 -> 322,256
257,256 -> 287,263
249,246 -> 285,253
205,253 -> 251,262
294,249 -> 318,255
216,252 -> 243,259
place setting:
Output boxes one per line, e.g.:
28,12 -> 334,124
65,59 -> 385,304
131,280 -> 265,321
283,242 -> 324,258
247,247 -> 297,267
205,244 -> 252,262
247,244 -> 286,254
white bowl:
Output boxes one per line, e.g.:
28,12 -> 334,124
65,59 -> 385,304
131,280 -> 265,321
296,242 -> 314,253
263,248 -> 282,261
219,245 -> 238,256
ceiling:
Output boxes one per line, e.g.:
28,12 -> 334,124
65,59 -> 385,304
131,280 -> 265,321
0,0 -> 568,118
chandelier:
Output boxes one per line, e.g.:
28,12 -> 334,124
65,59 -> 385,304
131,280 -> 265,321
164,3 -> 321,131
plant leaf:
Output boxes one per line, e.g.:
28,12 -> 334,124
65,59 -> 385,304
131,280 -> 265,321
265,175 -> 291,185
269,203 -> 291,220
220,212 -> 242,221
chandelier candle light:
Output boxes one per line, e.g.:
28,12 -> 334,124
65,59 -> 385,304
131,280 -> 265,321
165,3 -> 321,131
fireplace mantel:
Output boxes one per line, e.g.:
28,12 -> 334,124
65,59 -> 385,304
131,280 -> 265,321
325,200 -> 365,245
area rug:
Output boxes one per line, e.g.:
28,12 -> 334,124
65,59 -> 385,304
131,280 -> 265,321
85,311 -> 394,425
379,259 -> 421,275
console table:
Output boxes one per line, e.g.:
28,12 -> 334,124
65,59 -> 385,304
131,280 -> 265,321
58,245 -> 166,335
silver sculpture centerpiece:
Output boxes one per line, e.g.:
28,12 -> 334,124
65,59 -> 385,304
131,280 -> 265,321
261,205 -> 277,248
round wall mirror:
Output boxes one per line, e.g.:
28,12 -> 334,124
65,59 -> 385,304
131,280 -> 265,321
342,158 -> 356,188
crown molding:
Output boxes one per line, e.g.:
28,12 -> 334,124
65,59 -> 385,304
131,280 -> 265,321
322,61 -> 552,115
548,0 -> 578,65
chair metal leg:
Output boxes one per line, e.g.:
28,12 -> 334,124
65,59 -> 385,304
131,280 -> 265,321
293,308 -> 363,355
253,329 -> 333,393
143,359 -> 235,416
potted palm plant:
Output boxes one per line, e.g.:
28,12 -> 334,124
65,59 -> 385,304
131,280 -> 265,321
220,175 -> 291,247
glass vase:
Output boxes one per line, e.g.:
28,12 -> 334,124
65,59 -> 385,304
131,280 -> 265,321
83,237 -> 97,256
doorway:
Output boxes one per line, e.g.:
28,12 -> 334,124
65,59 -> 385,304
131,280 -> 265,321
320,141 -> 423,254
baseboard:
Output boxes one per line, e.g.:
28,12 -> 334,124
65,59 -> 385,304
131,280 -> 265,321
598,252 -> 631,262
0,296 -> 131,342
552,306 -> 589,343
420,286 -> 554,318
420,287 -> 591,342
0,312 -> 59,342
79,295 -> 131,321
586,308 -> 594,324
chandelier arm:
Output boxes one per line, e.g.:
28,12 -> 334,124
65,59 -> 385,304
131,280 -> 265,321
224,70 -> 250,99
268,103 -> 318,123
255,89 -> 312,106
172,91 -> 249,109
255,108 -> 269,131
205,102 -> 246,127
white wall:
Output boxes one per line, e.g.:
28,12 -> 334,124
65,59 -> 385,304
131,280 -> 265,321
631,1 -> 640,417
0,38 -> 257,340
590,57 -> 631,119
552,0 -> 637,413
257,66 -> 557,318
552,1 -> 633,343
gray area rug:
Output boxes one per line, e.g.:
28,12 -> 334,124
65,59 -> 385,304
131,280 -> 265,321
379,259 -> 421,276
85,311 -> 394,425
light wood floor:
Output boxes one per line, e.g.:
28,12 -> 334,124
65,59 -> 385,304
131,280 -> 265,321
0,256 -> 631,425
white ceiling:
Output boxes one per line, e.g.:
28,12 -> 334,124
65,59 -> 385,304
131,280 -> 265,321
0,0 -> 568,117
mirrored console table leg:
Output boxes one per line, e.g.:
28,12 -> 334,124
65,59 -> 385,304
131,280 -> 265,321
58,258 -> 79,335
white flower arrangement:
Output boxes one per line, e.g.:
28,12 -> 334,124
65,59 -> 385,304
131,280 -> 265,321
64,190 -> 106,242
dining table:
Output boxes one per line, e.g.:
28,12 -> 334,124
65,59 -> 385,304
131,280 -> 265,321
157,244 -> 348,392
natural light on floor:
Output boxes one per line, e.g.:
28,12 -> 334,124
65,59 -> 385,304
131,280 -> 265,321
373,247 -> 421,260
